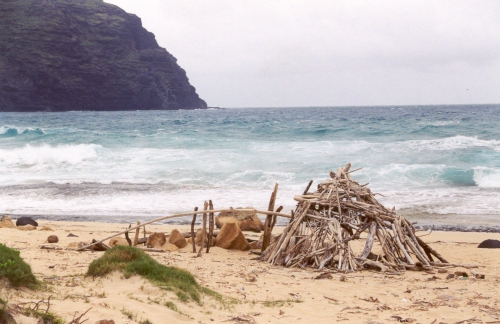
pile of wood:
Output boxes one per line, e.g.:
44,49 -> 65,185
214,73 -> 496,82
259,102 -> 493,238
260,164 -> 449,273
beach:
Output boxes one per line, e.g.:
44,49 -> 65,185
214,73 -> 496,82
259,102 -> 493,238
1,219 -> 499,324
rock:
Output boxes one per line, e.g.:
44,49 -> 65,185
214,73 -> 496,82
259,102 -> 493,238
95,321 -> 115,324
40,226 -> 53,231
47,235 -> 59,243
216,208 -> 264,232
187,237 -> 193,244
16,217 -> 38,227
17,225 -> 37,231
67,233 -> 78,237
146,233 -> 166,248
0,215 -> 16,228
215,223 -> 250,251
162,243 -> 179,252
477,239 -> 500,248
0,1 -> 206,112
108,237 -> 130,247
168,229 -> 188,248
248,241 -> 260,250
194,229 -> 206,247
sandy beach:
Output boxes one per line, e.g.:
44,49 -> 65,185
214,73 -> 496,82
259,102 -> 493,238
1,219 -> 499,324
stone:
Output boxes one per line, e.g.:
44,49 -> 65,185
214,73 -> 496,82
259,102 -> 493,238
108,237 -> 130,247
47,235 -> 59,243
0,215 -> 16,228
477,239 -> 500,248
194,229 -> 206,247
0,1 -> 206,112
162,243 -> 179,252
215,208 -> 264,232
95,321 -> 115,324
146,233 -> 166,248
67,233 -> 78,237
16,216 -> 38,227
40,226 -> 53,231
215,223 -> 250,251
248,241 -> 260,250
187,237 -> 193,244
168,229 -> 188,248
17,225 -> 37,231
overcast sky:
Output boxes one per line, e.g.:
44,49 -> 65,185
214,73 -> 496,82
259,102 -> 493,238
105,0 -> 500,108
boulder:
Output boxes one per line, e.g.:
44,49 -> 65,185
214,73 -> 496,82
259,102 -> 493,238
162,243 -> 179,252
168,229 -> 188,248
47,235 -> 59,243
108,237 -> 129,247
16,216 -> 38,227
215,223 -> 250,251
194,229 -> 206,247
478,239 -> 500,248
146,233 -> 166,248
0,215 -> 16,228
17,225 -> 37,231
215,208 -> 264,232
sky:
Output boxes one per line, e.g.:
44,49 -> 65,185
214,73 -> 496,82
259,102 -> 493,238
105,0 -> 500,108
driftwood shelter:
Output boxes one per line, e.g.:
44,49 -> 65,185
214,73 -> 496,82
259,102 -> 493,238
260,164 -> 449,273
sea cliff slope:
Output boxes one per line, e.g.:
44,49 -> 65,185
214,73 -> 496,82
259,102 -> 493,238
0,0 -> 207,111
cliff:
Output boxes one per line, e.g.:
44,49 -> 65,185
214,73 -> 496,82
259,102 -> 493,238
0,0 -> 207,111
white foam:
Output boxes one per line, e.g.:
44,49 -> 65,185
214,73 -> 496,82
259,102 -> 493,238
393,135 -> 500,152
0,143 -> 101,166
473,167 -> 500,188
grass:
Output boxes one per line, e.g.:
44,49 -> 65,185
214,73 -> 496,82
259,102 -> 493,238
0,243 -> 38,288
86,246 -> 223,305
262,299 -> 303,307
0,297 -> 15,324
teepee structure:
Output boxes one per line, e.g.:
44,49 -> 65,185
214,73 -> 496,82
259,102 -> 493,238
260,164 -> 449,273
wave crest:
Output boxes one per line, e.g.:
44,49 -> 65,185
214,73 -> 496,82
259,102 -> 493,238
0,143 -> 101,166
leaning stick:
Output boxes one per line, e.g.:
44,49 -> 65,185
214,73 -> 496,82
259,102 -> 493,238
262,183 -> 279,252
77,208 -> 292,251
191,207 -> 198,253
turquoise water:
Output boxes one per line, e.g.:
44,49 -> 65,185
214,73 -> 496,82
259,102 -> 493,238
1,105 -> 499,226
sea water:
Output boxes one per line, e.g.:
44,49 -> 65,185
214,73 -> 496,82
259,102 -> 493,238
1,105 -> 499,229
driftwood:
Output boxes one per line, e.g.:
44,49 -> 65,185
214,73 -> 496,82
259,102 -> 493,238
260,164 -> 450,273
262,183 -> 279,252
133,221 -> 140,246
197,201 -> 208,257
77,208 -> 291,251
191,207 -> 198,253
206,200 -> 214,253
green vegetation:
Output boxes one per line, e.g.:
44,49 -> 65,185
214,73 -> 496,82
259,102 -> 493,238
0,298 -> 15,324
262,299 -> 303,307
86,246 -> 221,305
23,308 -> 65,324
0,243 -> 38,288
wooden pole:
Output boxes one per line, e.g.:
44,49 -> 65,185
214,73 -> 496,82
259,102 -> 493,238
197,201 -> 208,257
262,183 -> 279,252
191,207 -> 198,253
133,221 -> 140,246
206,200 -> 214,253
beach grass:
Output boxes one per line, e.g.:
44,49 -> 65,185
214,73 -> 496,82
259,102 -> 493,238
86,245 -> 224,305
0,243 -> 38,289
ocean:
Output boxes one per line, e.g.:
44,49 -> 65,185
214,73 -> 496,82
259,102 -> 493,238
1,105 -> 499,230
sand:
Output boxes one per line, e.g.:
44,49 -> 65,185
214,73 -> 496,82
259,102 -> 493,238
1,220 -> 500,324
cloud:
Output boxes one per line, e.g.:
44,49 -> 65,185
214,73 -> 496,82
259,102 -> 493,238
105,0 -> 500,107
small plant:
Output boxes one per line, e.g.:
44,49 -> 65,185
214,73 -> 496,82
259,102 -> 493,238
0,243 -> 38,288
164,301 -> 178,312
20,297 -> 64,324
121,308 -> 135,320
0,298 -> 16,324
87,246 -> 220,305
262,299 -> 303,307
140,320 -> 154,324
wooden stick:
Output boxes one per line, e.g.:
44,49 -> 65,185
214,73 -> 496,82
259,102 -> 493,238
191,207 -> 198,253
124,224 -> 132,246
206,200 -> 214,253
302,180 -> 314,195
197,201 -> 208,257
133,221 -> 140,246
359,221 -> 377,258
77,208 -> 291,251
262,183 -> 279,252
